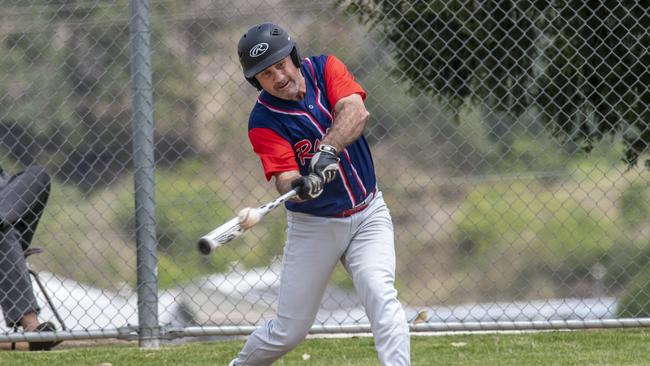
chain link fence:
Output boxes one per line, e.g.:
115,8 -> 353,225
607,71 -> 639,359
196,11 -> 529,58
0,0 -> 649,345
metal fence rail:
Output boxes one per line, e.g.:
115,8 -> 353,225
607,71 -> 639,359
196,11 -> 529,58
0,0 -> 648,345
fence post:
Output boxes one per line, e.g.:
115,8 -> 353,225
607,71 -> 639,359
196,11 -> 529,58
128,0 -> 160,348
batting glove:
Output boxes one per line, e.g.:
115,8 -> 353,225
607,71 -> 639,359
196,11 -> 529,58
291,173 -> 324,201
310,144 -> 339,183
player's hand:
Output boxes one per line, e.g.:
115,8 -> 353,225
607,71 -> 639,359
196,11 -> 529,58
291,173 -> 324,201
310,144 -> 339,183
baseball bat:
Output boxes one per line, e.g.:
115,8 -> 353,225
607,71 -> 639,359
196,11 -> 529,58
197,189 -> 298,255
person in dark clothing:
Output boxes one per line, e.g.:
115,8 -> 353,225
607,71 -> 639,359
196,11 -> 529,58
0,164 -> 60,350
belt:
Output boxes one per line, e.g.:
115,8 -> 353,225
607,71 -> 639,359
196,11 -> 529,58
334,202 -> 370,218
333,188 -> 377,218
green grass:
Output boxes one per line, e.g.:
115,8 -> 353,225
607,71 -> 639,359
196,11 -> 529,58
3,329 -> 650,365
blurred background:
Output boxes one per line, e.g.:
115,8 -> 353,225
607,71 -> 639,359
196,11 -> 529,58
0,0 -> 648,336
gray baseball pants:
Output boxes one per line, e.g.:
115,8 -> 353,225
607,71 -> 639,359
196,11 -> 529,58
0,165 -> 51,326
231,192 -> 411,365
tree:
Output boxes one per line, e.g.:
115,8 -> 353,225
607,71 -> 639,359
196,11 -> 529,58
338,0 -> 649,165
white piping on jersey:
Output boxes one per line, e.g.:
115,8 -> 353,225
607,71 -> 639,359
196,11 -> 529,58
257,96 -> 326,134
303,58 -> 334,121
303,57 -> 368,199
342,149 -> 367,196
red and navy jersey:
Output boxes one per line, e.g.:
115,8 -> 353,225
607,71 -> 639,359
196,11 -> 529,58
247,54 -> 376,217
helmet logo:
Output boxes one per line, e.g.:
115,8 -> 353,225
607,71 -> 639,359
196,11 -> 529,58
249,43 -> 269,57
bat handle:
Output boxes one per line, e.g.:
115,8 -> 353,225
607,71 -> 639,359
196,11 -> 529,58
256,189 -> 298,215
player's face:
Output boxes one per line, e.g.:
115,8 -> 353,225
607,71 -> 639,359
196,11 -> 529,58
255,56 -> 305,101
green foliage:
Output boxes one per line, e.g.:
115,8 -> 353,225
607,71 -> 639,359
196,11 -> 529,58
500,135 -> 570,172
617,265 -> 650,318
157,253 -> 204,289
620,182 -> 650,229
459,181 -> 616,261
599,242 -> 650,292
455,179 -> 621,299
339,0 -> 650,166
329,263 -> 355,290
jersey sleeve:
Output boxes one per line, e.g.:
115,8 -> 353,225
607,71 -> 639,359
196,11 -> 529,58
248,127 -> 298,181
324,54 -> 367,108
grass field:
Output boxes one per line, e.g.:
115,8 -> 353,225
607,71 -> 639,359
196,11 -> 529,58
2,329 -> 650,365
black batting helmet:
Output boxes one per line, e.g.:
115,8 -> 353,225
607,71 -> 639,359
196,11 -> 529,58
237,23 -> 301,90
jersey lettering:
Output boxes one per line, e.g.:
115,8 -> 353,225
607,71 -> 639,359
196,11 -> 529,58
294,138 -> 322,165
294,140 -> 312,165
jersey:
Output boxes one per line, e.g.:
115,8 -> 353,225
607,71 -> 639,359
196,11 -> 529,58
247,54 -> 377,217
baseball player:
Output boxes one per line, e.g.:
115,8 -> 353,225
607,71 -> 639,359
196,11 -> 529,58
229,23 -> 411,365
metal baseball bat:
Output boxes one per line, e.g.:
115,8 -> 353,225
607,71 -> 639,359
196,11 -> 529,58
197,189 -> 298,255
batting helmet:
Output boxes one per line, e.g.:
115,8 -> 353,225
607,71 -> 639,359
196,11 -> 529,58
237,23 -> 301,90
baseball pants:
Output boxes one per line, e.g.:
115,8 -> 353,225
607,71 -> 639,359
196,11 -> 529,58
231,192 -> 411,365
0,165 -> 51,326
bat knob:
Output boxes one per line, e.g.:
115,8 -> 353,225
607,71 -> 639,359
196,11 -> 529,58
197,238 -> 214,255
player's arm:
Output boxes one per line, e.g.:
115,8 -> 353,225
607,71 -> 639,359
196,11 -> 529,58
274,170 -> 300,196
320,54 -> 370,152
310,55 -> 369,183
310,96 -> 368,184
320,93 -> 369,153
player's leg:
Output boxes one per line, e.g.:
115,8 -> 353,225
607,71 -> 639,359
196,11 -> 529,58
0,225 -> 40,328
14,166 -> 50,250
0,167 -> 46,326
231,212 -> 347,365
343,193 -> 411,366
0,165 -> 51,236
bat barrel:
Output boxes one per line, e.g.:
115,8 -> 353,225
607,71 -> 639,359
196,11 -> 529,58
196,189 -> 297,256
197,237 -> 215,255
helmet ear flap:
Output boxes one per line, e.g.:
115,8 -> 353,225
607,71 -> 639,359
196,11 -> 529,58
247,76 -> 262,90
290,46 -> 301,68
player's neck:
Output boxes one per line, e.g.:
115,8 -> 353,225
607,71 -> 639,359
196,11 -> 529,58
293,75 -> 306,101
